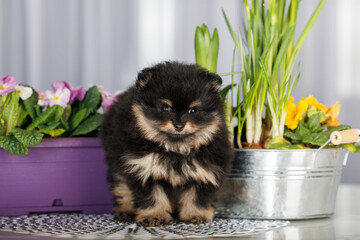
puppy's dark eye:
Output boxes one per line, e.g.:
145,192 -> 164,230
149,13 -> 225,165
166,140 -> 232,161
161,106 -> 171,112
189,108 -> 197,114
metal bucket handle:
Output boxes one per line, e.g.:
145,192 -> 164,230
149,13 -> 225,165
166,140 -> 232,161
314,129 -> 360,166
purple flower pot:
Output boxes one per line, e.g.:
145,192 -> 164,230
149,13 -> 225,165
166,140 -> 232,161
0,138 -> 113,216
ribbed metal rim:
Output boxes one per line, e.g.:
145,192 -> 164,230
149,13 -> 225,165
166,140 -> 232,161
234,147 -> 346,153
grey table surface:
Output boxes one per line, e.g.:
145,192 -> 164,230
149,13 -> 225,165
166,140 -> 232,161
0,184 -> 359,240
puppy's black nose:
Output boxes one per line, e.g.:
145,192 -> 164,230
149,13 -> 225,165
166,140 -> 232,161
174,124 -> 184,132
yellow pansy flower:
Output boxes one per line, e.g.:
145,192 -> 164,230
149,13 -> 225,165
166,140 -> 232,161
285,96 -> 308,130
306,95 -> 328,112
324,101 -> 341,126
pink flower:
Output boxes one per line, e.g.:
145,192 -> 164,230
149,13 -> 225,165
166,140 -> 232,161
52,81 -> 85,103
37,90 -> 50,107
102,98 -> 116,112
98,86 -> 112,99
51,81 -> 67,92
0,75 -> 17,95
98,86 -> 124,112
47,88 -> 71,109
70,87 -> 86,102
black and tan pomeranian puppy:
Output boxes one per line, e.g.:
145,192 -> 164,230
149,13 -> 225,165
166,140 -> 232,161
101,62 -> 233,226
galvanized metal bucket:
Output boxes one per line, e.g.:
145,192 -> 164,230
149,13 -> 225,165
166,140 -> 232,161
216,148 -> 349,220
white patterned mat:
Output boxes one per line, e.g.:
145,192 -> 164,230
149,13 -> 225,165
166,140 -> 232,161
0,214 -> 289,239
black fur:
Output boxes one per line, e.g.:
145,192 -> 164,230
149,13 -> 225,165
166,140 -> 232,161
101,62 -> 233,226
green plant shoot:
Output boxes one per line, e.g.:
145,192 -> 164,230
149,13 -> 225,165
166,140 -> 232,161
222,0 -> 326,147
195,24 -> 219,73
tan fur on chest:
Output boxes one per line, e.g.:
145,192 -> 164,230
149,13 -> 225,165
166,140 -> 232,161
123,153 -> 219,187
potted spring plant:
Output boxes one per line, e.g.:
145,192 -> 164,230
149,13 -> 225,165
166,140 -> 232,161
0,77 -> 119,216
195,0 -> 360,219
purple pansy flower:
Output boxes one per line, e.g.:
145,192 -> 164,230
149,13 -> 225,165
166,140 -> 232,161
52,81 -> 86,103
0,75 -> 17,95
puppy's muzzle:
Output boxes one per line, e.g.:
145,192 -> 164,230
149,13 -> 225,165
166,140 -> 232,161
174,124 -> 184,132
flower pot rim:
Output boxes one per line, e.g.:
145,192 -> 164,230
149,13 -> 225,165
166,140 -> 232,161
28,137 -> 102,148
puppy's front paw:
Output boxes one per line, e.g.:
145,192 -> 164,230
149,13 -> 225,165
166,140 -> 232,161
114,212 -> 135,222
182,216 -> 211,224
136,216 -> 172,227
178,187 -> 215,224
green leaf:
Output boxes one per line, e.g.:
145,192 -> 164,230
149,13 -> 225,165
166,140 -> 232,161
312,124 -> 328,134
296,120 -> 311,137
0,125 -> 5,136
26,105 -> 64,131
69,108 -> 88,130
318,110 -> 329,123
222,9 -> 242,62
307,106 -> 318,118
302,132 -> 329,146
3,91 -> 20,135
293,0 -> 326,55
47,106 -> 65,123
308,113 -> 321,132
302,125 -> 352,147
63,104 -> 72,122
265,136 -> 309,149
207,28 -> 219,73
11,128 -> 43,146
0,135 -> 28,155
60,118 -> 70,131
219,84 -> 236,101
70,114 -> 102,136
284,128 -> 302,141
201,24 -> 211,53
38,128 -> 66,137
342,144 -> 360,153
17,106 -> 29,127
22,87 -> 39,119
328,125 -> 351,132
35,105 -> 41,117
224,92 -> 234,145
79,86 -> 101,112
38,121 -> 61,130
195,25 -> 207,68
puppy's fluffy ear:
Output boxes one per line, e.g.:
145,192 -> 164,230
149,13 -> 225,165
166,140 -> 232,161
206,72 -> 222,92
136,68 -> 154,89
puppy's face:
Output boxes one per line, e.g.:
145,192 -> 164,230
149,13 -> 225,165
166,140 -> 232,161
132,62 -> 224,154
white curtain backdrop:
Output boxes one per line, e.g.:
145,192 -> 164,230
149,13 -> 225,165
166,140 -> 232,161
1,0 -> 360,183
0,0 -> 241,91
295,0 -> 360,184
